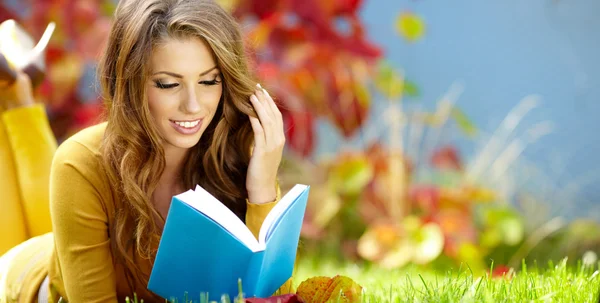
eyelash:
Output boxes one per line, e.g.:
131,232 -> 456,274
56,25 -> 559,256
154,78 -> 222,89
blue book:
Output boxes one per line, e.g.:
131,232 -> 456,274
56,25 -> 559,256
148,184 -> 310,302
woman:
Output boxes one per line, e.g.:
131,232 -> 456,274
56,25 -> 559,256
0,0 -> 293,302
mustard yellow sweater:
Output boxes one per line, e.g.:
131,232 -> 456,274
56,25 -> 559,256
0,104 -> 55,255
0,107 -> 293,302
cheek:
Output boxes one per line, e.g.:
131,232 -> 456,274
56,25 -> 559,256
147,88 -> 161,118
147,89 -> 173,120
205,87 -> 223,115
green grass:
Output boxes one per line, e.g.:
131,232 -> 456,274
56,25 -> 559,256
121,257 -> 600,302
293,257 -> 600,302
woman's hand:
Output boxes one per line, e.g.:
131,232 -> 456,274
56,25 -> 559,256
0,70 -> 35,111
246,84 -> 285,204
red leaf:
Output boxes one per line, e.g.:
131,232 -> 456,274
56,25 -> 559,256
234,0 -> 285,19
429,210 -> 477,258
281,106 -> 315,157
431,145 -> 462,171
246,294 -> 305,303
287,0 -> 381,58
409,186 -> 440,214
330,0 -> 363,15
0,4 -> 17,21
323,70 -> 370,138
256,63 -> 281,82
491,265 -> 512,278
73,103 -> 103,128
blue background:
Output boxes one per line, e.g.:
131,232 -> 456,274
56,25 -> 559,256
314,0 -> 599,219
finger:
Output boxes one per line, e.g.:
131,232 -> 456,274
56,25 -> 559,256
261,90 -> 285,146
250,93 -> 273,138
249,115 -> 265,148
256,84 -> 275,118
261,88 -> 283,130
256,84 -> 283,139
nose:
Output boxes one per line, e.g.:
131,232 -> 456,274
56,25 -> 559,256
180,85 -> 201,114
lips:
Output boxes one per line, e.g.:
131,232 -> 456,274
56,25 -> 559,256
172,119 -> 200,128
169,119 -> 203,135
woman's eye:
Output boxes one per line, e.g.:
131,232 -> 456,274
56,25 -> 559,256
154,81 -> 179,89
199,77 -> 222,86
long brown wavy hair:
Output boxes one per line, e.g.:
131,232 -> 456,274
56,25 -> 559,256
97,0 -> 258,293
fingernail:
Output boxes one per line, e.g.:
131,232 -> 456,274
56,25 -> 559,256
250,94 -> 258,102
262,88 -> 270,97
256,83 -> 262,89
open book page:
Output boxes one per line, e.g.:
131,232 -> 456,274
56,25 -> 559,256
175,186 -> 261,252
258,184 -> 309,244
0,20 -> 55,69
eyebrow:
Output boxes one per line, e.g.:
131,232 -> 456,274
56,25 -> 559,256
152,66 -> 218,78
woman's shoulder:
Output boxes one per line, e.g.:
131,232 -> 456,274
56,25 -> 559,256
55,121 -> 106,156
58,122 -> 107,153
51,122 -> 116,210
52,122 -> 108,179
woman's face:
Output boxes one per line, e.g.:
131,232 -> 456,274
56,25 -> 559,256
146,37 -> 223,151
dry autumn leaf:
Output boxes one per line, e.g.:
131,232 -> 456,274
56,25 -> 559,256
296,275 -> 362,303
296,276 -> 332,303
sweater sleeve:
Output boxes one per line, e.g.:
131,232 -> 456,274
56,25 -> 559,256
1,104 -> 56,237
245,182 -> 297,295
49,137 -> 118,303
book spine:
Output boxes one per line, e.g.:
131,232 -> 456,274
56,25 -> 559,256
242,250 -> 265,298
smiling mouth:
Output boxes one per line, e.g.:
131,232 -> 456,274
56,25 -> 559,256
170,119 -> 201,128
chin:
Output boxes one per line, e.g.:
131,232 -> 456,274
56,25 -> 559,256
168,134 -> 204,149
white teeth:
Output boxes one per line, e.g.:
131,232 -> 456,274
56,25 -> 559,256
174,120 -> 200,128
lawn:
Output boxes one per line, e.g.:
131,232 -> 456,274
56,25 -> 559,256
291,256 -> 600,303
123,256 -> 600,303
